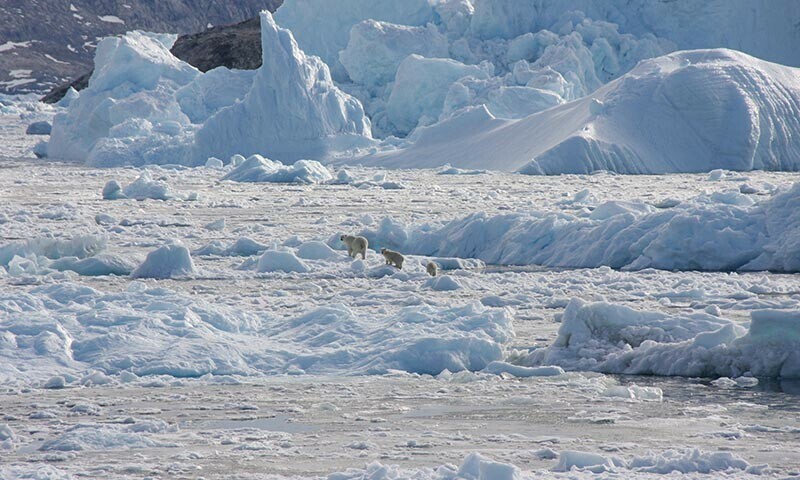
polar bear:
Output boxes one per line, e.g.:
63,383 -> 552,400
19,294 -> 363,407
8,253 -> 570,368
426,261 -> 438,277
340,234 -> 368,259
380,248 -> 405,269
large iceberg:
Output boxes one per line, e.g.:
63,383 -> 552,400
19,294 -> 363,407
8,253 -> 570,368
193,12 -> 373,162
357,49 -> 800,173
47,11 -> 373,166
47,32 -> 199,166
44,1 -> 800,173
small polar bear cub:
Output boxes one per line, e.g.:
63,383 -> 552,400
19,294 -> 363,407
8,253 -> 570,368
380,248 -> 405,269
426,261 -> 438,277
340,234 -> 368,259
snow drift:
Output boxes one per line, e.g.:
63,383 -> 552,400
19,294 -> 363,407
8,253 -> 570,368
359,182 -> 800,272
526,298 -> 800,379
357,49 -> 800,173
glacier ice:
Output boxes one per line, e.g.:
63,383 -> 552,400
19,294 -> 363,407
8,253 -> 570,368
42,0 -> 800,174
274,0 -> 437,81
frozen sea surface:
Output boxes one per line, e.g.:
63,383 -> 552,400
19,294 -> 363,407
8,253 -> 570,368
1,111 -> 800,477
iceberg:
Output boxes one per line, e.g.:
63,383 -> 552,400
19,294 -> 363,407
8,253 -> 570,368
47,12 -> 374,167
357,49 -> 800,174
193,12 -> 373,163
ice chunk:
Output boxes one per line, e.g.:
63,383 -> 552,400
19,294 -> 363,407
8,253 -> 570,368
26,120 -> 52,135
122,171 -> 174,201
48,31 -> 197,166
483,361 -> 564,377
131,242 -> 196,279
255,250 -> 310,274
0,235 -> 106,267
360,183 -> 800,273
555,450 -> 621,473
101,180 -> 125,200
296,241 -> 340,260
49,254 -> 136,276
40,423 -> 173,451
204,157 -> 224,169
425,274 -> 462,291
221,155 -> 333,184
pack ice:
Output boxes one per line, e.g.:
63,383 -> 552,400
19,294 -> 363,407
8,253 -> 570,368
0,281 -> 513,387
526,299 -> 800,379
359,182 -> 800,272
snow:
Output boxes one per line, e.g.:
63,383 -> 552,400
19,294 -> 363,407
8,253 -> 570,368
97,15 -> 125,25
130,242 -> 196,279
0,41 -> 32,53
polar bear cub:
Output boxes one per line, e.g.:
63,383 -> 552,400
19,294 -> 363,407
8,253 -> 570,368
380,248 -> 405,269
426,261 -> 438,277
340,234 -> 368,259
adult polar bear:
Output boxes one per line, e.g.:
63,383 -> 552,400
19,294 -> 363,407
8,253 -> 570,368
340,234 -> 368,259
